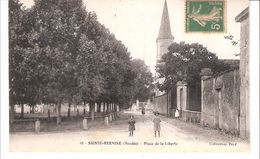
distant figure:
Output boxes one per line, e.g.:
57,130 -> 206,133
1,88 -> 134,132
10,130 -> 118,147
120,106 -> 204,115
153,112 -> 161,137
141,107 -> 145,115
128,115 -> 136,137
76,109 -> 79,117
35,106 -> 38,112
175,109 -> 180,119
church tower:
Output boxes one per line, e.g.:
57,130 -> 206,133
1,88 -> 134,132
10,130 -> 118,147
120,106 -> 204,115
156,0 -> 174,63
155,0 -> 174,96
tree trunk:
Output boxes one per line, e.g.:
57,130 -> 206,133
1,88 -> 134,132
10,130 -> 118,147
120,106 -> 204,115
97,102 -> 101,112
47,104 -> 51,121
57,103 -> 61,125
83,102 -> 86,116
20,103 -> 24,119
31,105 -> 35,113
118,104 -> 121,111
103,103 -> 105,113
90,102 -> 95,120
106,103 -> 109,113
76,109 -> 79,117
10,104 -> 15,123
68,102 -> 71,118
115,104 -> 118,111
109,104 -> 111,112
48,109 -> 50,121
54,104 -> 57,113
113,104 -> 115,112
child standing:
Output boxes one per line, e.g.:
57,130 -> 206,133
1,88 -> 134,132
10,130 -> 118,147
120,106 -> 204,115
175,109 -> 180,119
153,112 -> 161,137
141,107 -> 145,115
128,115 -> 136,137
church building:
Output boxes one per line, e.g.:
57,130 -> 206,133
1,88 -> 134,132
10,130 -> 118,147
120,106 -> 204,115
156,0 -> 174,64
153,0 -> 200,116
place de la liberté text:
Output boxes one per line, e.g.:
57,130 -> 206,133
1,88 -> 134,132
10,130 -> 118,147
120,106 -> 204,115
80,141 -> 178,146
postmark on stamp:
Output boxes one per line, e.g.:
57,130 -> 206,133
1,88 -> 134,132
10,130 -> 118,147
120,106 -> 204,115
186,0 -> 225,32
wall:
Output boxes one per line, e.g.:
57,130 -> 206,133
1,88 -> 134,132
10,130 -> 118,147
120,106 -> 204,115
188,84 -> 201,111
152,91 -> 171,116
181,110 -> 201,124
201,69 -> 240,135
170,88 -> 177,109
236,7 -> 249,139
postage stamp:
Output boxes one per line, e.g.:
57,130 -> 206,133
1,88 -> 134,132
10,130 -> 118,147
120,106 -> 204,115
186,0 -> 226,32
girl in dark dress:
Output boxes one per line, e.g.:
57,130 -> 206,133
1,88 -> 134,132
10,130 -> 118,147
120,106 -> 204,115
128,115 -> 136,137
141,107 -> 145,115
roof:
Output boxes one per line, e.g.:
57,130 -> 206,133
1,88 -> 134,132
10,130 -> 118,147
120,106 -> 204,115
157,0 -> 174,40
220,59 -> 240,69
235,7 -> 249,22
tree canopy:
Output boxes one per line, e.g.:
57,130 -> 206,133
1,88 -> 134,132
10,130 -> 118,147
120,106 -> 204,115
156,42 -> 230,91
9,0 -> 153,113
131,59 -> 154,101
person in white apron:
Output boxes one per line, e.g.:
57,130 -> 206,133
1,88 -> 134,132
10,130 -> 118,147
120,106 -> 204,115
175,109 -> 180,119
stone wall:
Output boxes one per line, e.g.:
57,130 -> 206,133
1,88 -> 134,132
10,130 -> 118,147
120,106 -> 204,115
181,110 -> 201,124
152,91 -> 171,116
170,88 -> 177,116
236,7 -> 249,139
201,69 -> 240,135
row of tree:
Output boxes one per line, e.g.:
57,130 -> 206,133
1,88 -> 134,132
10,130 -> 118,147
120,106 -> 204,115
9,0 -> 153,121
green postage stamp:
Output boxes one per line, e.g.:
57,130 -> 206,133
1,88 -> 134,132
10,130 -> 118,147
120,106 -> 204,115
186,0 -> 225,32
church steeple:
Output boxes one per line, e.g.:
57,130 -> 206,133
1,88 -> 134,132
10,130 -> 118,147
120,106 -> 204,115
157,0 -> 174,41
155,0 -> 174,96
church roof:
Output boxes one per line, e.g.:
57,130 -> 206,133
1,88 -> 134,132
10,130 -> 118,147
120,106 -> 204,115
157,0 -> 174,40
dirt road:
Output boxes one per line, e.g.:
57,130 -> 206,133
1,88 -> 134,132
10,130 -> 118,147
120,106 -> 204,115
10,110 -> 249,152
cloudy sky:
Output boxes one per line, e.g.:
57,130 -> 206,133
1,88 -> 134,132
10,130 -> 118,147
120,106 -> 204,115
20,0 -> 249,73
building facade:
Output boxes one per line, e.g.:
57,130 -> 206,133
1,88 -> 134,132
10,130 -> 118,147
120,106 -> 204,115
235,7 -> 249,140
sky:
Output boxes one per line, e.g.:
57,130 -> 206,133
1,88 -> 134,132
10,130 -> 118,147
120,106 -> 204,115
20,0 -> 249,73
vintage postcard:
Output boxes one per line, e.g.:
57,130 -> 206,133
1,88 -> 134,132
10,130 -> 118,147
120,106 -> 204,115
1,0 -> 259,158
